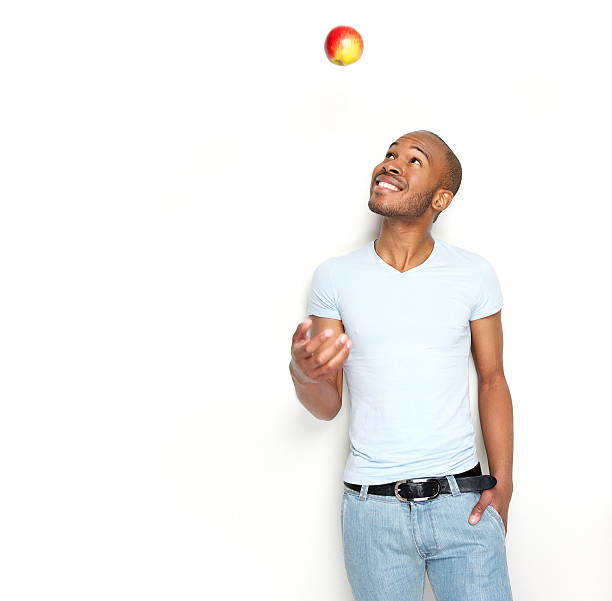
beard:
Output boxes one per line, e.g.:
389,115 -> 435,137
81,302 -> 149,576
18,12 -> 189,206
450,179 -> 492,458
368,187 -> 436,219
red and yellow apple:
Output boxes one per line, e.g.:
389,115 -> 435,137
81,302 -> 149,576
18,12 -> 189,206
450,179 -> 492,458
324,26 -> 363,66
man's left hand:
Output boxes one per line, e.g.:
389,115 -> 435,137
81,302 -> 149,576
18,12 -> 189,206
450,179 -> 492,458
468,481 -> 512,534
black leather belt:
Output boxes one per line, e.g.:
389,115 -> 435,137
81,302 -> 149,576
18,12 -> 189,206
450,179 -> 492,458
343,462 -> 497,502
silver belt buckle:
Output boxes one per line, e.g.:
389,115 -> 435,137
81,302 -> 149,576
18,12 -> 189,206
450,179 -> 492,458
394,478 -> 442,502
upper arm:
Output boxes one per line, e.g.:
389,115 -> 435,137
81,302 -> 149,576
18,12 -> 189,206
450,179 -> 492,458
308,314 -> 345,401
470,309 -> 504,385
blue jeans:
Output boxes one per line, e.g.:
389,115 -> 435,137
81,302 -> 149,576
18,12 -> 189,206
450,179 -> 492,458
341,474 -> 513,601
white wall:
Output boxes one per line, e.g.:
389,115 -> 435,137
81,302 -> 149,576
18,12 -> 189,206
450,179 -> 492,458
1,0 -> 610,599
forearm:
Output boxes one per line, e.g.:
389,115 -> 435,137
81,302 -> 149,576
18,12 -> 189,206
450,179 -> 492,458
289,359 -> 341,421
478,375 -> 514,491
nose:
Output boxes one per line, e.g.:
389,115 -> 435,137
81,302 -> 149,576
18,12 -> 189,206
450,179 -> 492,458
383,162 -> 401,176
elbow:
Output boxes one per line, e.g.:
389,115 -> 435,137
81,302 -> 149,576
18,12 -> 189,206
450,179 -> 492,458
478,371 -> 506,389
321,404 -> 342,421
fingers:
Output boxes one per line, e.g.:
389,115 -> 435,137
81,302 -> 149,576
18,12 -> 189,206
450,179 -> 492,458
468,491 -> 495,525
295,327 -> 334,358
292,318 -> 312,344
308,333 -> 352,379
291,322 -> 335,363
290,320 -> 353,383
468,491 -> 486,524
291,320 -> 313,357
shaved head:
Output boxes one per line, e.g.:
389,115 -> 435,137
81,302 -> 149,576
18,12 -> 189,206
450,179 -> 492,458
406,130 -> 462,222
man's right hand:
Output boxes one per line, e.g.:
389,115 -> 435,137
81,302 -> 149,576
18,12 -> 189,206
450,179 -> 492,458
290,317 -> 352,384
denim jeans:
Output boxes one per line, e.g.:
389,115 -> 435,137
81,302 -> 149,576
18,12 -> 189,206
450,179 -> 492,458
341,474 -> 513,601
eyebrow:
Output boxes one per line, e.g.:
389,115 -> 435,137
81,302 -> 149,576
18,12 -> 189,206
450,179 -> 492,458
389,141 -> 430,163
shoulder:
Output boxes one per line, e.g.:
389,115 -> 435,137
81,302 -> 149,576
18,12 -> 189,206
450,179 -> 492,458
312,241 -> 371,274
435,238 -> 494,275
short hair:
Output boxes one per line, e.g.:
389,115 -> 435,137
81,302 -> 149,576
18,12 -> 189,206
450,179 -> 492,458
416,130 -> 462,223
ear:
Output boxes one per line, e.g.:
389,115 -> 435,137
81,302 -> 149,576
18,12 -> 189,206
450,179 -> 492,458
434,190 -> 453,212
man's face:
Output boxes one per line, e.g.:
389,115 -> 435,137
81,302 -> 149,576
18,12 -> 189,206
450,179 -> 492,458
368,132 -> 443,219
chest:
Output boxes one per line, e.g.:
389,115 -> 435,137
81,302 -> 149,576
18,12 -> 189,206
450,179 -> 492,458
338,274 -> 474,353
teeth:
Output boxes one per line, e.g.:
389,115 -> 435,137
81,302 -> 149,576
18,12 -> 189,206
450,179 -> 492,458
378,181 -> 400,191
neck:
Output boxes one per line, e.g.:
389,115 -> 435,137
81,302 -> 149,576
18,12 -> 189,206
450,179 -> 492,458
374,225 -> 435,272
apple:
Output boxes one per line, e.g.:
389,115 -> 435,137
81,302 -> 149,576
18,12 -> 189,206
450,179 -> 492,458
324,26 -> 363,66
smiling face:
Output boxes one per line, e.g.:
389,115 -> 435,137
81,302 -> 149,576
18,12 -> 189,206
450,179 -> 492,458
368,132 -> 447,220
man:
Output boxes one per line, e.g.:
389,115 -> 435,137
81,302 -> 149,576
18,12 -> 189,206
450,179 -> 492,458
289,130 -> 514,600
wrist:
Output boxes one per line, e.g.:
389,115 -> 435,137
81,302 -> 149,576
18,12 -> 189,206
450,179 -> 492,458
289,358 -> 317,386
492,475 -> 513,490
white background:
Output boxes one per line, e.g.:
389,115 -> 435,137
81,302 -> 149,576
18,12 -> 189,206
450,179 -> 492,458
1,0 -> 611,599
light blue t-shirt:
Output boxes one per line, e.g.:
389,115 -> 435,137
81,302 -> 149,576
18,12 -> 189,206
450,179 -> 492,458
306,237 -> 503,485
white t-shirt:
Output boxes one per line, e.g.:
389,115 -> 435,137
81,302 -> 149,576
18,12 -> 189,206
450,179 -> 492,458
306,237 -> 503,485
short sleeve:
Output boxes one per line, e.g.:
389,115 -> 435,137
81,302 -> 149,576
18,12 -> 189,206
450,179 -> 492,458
470,258 -> 503,321
306,259 -> 341,320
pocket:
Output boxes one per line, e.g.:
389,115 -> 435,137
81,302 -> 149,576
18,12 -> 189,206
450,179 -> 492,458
485,504 -> 506,537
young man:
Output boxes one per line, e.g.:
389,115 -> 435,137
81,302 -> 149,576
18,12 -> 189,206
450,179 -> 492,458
289,130 -> 514,600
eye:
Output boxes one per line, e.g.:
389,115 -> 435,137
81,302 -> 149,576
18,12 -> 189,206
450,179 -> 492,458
385,152 -> 422,166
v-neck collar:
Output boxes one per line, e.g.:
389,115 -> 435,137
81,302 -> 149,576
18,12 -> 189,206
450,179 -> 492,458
370,237 -> 439,275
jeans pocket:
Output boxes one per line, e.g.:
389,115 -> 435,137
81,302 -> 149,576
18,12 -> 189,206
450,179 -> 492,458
485,504 -> 506,537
